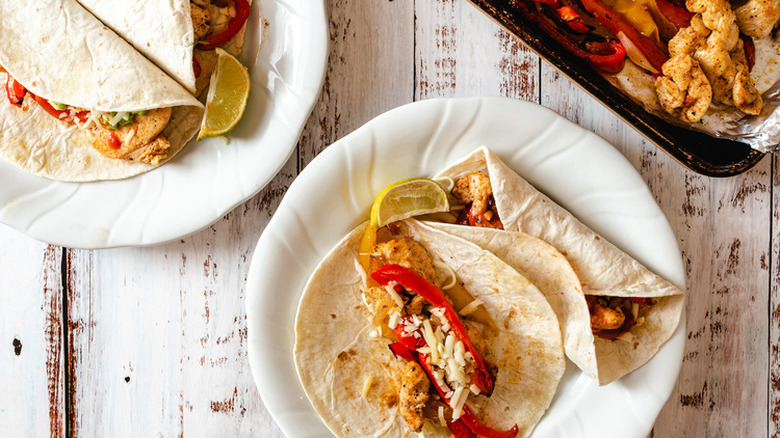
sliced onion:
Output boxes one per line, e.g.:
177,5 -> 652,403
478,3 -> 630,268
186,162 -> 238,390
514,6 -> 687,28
617,31 -> 660,74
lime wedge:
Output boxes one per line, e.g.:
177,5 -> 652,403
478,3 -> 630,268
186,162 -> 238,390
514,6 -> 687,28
197,48 -> 250,140
370,178 -> 450,228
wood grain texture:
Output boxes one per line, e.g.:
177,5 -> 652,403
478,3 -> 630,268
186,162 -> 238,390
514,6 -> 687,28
540,61 -> 772,437
0,1 -> 777,437
771,154 -> 780,438
0,228 -> 64,438
63,157 -> 296,438
299,0 -> 414,168
415,0 -> 539,101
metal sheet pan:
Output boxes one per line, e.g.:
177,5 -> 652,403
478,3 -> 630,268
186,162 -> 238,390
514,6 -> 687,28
468,0 -> 766,177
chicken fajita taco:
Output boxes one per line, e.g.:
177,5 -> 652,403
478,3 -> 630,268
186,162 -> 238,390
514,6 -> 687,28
0,0 -> 204,182
294,219 -> 565,437
430,146 -> 685,385
76,0 -> 253,95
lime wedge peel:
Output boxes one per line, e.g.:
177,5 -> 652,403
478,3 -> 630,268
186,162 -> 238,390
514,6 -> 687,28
197,47 -> 251,140
370,178 -> 450,229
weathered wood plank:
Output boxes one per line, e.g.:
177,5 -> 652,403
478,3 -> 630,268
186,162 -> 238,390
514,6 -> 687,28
415,0 -> 539,101
771,154 -> 780,438
539,62 -> 772,437
64,157 -> 295,437
0,228 -> 65,438
299,0 -> 415,167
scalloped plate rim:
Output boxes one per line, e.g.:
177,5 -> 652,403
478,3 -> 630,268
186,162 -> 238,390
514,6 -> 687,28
247,96 -> 686,438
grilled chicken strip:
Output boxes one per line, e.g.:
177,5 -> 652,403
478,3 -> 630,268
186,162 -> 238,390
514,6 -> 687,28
374,237 -> 437,284
655,53 -> 712,123
590,302 -> 626,331
92,107 -> 173,164
191,4 -> 213,40
452,172 -> 493,215
735,0 -> 780,39
398,361 -> 430,432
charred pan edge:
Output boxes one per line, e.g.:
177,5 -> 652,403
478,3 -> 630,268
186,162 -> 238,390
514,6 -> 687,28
468,0 -> 765,177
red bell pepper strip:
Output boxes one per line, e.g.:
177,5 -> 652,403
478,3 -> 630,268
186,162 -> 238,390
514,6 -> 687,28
447,418 -> 477,438
31,94 -> 89,124
459,406 -> 518,438
371,264 -> 495,396
193,56 -> 202,78
388,341 -> 477,438
6,75 -> 26,107
388,342 -> 416,362
417,355 -> 518,438
578,0 -> 669,72
393,317 -> 427,350
741,34 -> 755,72
655,0 -> 693,30
198,0 -> 251,50
518,1 -> 626,73
627,297 -> 653,305
556,6 -> 589,34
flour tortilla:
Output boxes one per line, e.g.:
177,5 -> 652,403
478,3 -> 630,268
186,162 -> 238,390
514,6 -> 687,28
76,0 -> 254,95
294,219 -> 565,437
0,0 -> 204,181
433,147 -> 685,385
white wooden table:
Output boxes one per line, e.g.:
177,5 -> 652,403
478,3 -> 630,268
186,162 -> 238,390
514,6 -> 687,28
1,1 -> 774,437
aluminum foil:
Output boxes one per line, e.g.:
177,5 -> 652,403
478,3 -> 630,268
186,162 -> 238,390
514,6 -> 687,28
610,35 -> 780,152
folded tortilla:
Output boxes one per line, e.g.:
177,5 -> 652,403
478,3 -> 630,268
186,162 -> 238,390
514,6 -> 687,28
433,146 -> 685,385
76,0 -> 254,95
294,219 -> 565,437
0,0 -> 204,181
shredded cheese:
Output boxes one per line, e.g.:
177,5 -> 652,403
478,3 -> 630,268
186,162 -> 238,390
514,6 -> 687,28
123,128 -> 136,144
361,375 -> 374,398
438,406 -> 446,427
384,284 -> 405,309
388,310 -> 401,329
451,387 -> 468,420
360,290 -> 375,314
422,319 -> 440,364
458,298 -> 484,316
454,340 -> 466,367
354,258 -> 368,285
433,260 -> 458,290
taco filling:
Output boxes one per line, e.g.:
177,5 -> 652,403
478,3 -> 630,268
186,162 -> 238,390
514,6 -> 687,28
586,295 -> 654,340
448,171 -> 659,342
191,0 -> 251,93
451,172 -> 503,229
191,0 -> 251,51
3,71 -> 173,165
360,227 -> 517,437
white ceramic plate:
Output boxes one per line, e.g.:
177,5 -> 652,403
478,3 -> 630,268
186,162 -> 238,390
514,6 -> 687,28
0,0 -> 327,249
247,97 -> 686,438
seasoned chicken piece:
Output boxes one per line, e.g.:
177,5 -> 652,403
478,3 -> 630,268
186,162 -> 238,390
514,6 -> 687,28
452,172 -> 493,215
405,295 -> 426,315
658,0 -> 763,118
398,361 -> 430,432
655,54 -> 712,123
590,302 -> 626,331
687,0 -> 739,48
686,0 -> 739,104
362,286 -> 399,326
134,137 -> 171,166
735,0 -> 780,38
667,15 -> 709,57
91,107 -> 173,162
191,4 -> 213,40
374,237 -> 437,284
731,39 -> 763,115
